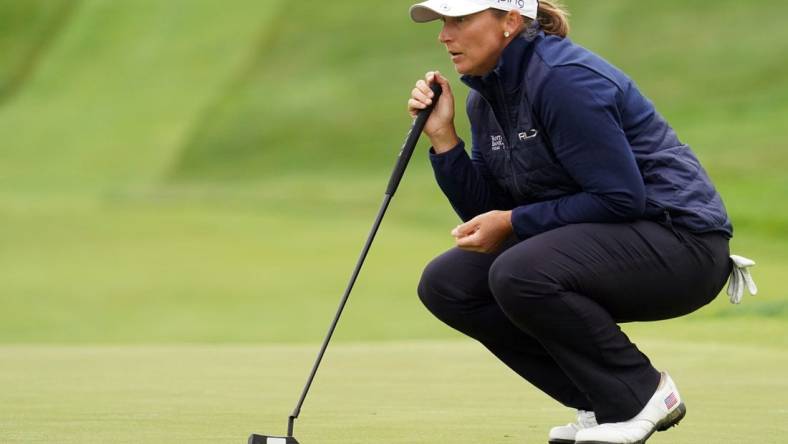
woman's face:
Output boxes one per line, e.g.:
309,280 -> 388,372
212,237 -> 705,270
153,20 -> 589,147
439,10 -> 509,76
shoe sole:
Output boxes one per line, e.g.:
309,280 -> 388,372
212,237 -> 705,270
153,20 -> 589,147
574,402 -> 687,444
655,402 -> 686,432
548,440 -> 575,444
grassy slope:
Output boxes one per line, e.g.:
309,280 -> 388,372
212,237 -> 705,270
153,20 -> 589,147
0,0 -> 279,191
168,1 -> 453,181
1,340 -> 786,443
169,0 -> 788,186
0,180 -> 785,343
0,0 -> 785,343
0,0 -> 74,102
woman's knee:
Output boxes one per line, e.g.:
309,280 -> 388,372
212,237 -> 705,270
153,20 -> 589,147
488,248 -> 560,312
417,254 -> 456,316
417,248 -> 490,319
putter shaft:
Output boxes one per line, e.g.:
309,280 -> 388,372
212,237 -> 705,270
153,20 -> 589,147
275,83 -> 442,439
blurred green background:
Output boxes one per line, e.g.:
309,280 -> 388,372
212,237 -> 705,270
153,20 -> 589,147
1,1 -> 786,443
1,0 -> 784,344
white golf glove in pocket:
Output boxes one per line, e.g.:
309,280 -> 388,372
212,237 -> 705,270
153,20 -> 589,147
727,255 -> 758,304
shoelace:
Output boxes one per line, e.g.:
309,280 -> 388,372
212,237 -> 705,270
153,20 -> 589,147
577,410 -> 598,428
727,255 -> 758,304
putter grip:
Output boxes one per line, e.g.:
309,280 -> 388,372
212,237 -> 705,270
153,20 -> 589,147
385,82 -> 443,196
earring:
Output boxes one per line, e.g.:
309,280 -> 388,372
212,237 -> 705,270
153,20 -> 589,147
504,31 -> 511,38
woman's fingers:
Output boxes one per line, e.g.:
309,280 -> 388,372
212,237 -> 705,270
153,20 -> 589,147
422,73 -> 437,92
409,77 -> 436,116
455,230 -> 482,250
417,78 -> 434,94
452,220 -> 479,239
431,71 -> 449,89
453,211 -> 513,253
408,98 -> 427,117
408,98 -> 427,110
411,86 -> 432,106
406,70 -> 457,149
408,71 -> 452,113
430,71 -> 453,98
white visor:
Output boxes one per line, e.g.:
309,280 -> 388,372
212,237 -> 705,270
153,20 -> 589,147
410,0 -> 538,23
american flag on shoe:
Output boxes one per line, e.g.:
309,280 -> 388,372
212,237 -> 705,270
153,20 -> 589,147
664,392 -> 678,410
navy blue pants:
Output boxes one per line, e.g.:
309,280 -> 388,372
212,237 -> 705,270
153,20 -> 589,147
417,220 -> 731,423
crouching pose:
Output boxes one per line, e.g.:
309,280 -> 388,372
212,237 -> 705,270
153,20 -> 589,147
407,1 -> 738,443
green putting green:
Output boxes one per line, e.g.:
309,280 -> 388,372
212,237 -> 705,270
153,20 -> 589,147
1,335 -> 786,443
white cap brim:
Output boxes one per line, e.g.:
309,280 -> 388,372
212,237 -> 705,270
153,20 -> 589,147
409,0 -> 489,23
410,0 -> 538,23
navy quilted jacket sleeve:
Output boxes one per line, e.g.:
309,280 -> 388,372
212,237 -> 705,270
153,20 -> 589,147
429,66 -> 647,239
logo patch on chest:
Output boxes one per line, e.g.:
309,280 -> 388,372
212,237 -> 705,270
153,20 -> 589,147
490,135 -> 505,151
519,129 -> 538,141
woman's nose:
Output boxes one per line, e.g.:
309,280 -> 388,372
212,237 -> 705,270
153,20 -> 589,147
439,23 -> 452,44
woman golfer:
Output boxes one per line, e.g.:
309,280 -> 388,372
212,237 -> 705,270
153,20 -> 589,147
408,1 -> 735,443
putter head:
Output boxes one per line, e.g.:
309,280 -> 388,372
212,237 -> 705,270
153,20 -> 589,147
248,434 -> 299,444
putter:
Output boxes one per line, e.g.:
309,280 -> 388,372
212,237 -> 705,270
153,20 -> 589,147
248,83 -> 442,444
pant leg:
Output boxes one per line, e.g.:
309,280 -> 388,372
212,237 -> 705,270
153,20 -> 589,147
418,244 -> 593,410
488,221 -> 731,423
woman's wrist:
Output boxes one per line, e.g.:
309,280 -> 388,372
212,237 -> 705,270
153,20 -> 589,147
429,126 -> 460,153
498,210 -> 514,232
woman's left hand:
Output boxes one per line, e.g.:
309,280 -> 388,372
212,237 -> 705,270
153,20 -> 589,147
452,210 -> 514,253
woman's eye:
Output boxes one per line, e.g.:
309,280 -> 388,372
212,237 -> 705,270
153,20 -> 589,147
444,16 -> 467,24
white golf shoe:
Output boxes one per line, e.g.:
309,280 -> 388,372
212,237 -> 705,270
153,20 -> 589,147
574,372 -> 686,444
548,410 -> 598,444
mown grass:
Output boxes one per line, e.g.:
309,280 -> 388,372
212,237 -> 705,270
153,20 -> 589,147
0,170 -> 783,344
1,339 -> 786,443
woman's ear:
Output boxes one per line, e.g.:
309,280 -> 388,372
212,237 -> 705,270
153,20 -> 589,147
504,10 -> 524,36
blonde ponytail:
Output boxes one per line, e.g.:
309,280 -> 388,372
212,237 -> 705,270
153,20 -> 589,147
492,1 -> 571,38
536,0 -> 570,37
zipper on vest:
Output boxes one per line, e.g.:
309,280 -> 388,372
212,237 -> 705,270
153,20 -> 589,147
493,76 -> 524,198
475,78 -> 525,200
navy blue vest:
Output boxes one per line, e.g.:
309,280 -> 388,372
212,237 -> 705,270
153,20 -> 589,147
461,31 -> 733,237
